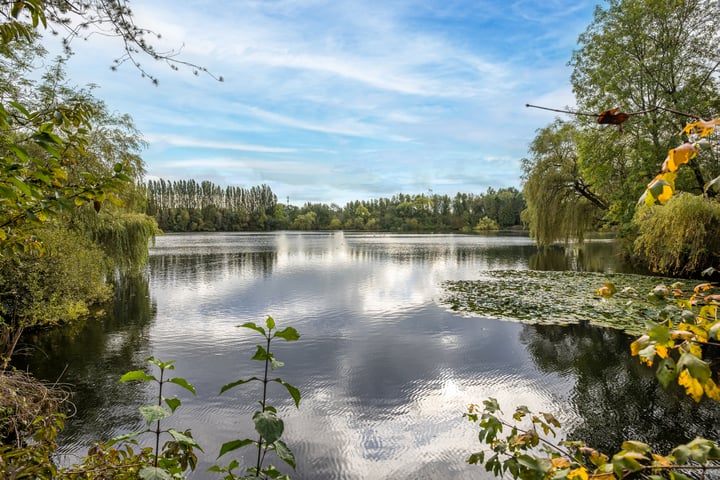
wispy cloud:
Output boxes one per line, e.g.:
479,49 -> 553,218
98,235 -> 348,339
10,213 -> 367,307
51,0 -> 600,204
145,134 -> 297,153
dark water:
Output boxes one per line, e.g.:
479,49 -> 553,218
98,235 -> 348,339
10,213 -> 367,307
17,232 -> 720,479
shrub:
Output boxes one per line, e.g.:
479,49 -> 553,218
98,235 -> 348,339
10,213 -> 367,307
632,193 -> 720,276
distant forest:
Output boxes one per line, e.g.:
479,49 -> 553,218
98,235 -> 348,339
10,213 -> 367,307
144,179 -> 526,232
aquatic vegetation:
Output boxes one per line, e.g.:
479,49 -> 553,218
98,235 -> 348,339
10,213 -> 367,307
441,270 -> 680,334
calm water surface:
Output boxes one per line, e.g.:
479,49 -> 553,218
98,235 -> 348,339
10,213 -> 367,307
20,232 -> 720,479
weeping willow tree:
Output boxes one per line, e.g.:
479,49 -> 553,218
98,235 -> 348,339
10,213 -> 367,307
521,120 -> 608,247
0,36 -> 158,365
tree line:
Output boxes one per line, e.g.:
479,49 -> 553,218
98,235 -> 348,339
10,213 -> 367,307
144,179 -> 526,233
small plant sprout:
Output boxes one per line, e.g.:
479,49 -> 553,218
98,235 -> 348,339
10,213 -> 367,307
112,357 -> 202,480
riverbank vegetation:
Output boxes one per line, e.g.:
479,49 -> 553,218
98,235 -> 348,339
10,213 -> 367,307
521,0 -> 720,277
144,178 -> 526,233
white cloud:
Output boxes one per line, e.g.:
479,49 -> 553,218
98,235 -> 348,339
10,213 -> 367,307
145,134 -> 297,153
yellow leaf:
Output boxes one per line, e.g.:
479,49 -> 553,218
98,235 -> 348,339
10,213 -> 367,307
694,283 -> 713,293
704,378 -> 720,401
552,457 -> 572,469
666,143 -> 697,172
678,369 -> 704,402
689,343 -> 703,358
651,453 -> 673,467
700,305 -> 718,322
568,467 -> 589,480
630,335 -> 649,356
682,117 -> 720,138
655,345 -> 668,359
0,229 -> 5,241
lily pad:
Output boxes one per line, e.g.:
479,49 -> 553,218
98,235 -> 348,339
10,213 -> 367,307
441,270 -> 681,334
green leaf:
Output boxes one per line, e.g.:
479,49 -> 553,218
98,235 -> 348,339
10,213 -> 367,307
468,451 -> 485,465
273,439 -> 296,469
677,353 -> 712,384
9,101 -> 30,117
253,411 -> 284,444
7,145 -> 28,162
647,322 -> 671,344
139,405 -> 170,425
139,466 -> 173,480
252,345 -> 270,361
147,357 -> 175,370
164,397 -> 181,413
516,454 -> 551,474
612,452 -> 645,477
621,441 -> 651,454
168,429 -> 204,451
270,357 -> 285,370
219,377 -> 262,394
266,316 -> 276,330
272,378 -> 301,408
655,357 -> 677,388
217,438 -> 254,458
106,429 -> 147,446
7,177 -> 32,197
168,377 -> 196,395
240,322 -> 266,336
273,327 -> 300,342
119,370 -> 157,383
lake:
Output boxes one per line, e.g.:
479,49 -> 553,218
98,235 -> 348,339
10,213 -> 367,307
19,232 -> 720,479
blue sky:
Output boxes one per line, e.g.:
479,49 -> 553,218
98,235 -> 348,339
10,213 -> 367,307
48,0 -> 601,206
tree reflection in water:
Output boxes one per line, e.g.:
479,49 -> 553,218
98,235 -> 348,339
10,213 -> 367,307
14,273 -> 156,455
520,322 -> 720,454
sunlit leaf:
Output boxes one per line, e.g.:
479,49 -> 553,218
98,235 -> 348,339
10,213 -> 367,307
240,322 -> 266,336
119,370 -> 156,383
168,377 -> 196,395
678,369 -> 704,402
139,405 -> 170,425
567,467 -> 589,480
682,117 -> 720,137
677,353 -> 711,384
704,378 -> 720,401
665,143 -> 697,172
274,326 -> 301,341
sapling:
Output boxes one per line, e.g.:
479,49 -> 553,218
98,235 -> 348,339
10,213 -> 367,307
212,316 -> 301,480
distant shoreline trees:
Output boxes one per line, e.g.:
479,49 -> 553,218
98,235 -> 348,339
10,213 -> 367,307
144,179 -> 526,233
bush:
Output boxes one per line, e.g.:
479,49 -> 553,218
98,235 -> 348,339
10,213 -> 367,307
632,193 -> 720,276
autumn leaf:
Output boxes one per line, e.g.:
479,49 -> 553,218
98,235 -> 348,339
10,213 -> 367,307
630,335 -> 649,356
694,283 -> 714,293
678,369 -> 704,402
704,378 -> 720,401
682,117 -> 720,138
567,466 -> 589,480
662,143 -> 697,173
